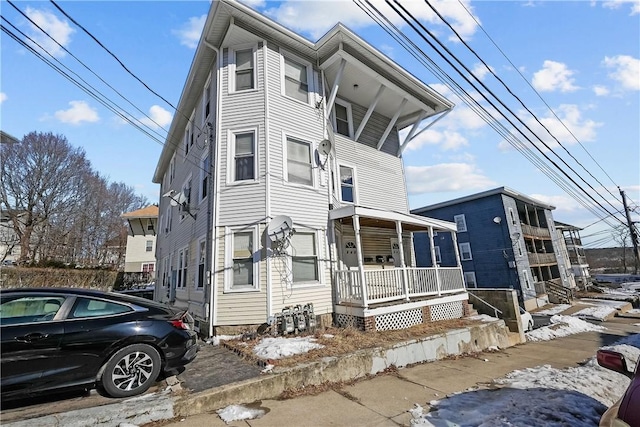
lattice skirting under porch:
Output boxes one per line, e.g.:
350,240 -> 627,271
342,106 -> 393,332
335,300 -> 465,332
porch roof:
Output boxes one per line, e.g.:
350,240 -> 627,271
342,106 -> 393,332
329,205 -> 457,232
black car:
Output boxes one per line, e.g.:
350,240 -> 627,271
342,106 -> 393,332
0,288 -> 198,401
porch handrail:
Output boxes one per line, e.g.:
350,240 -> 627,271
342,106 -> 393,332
467,291 -> 503,319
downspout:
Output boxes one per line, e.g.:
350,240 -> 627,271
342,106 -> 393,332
263,40 -> 273,318
204,40 -> 222,338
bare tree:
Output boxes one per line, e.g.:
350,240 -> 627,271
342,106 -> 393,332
611,225 -> 631,273
1,132 -> 91,264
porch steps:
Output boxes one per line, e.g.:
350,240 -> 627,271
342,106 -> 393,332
467,303 -> 479,317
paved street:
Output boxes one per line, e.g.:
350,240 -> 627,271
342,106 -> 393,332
153,317 -> 638,427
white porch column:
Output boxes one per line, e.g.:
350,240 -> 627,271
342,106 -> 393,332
429,226 -> 442,296
451,230 -> 464,289
353,214 -> 368,308
395,220 -> 410,301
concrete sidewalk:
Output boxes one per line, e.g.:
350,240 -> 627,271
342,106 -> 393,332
154,317 -> 638,427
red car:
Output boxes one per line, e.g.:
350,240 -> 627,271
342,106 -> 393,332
597,349 -> 640,427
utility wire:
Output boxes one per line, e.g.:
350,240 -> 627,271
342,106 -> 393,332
376,0 -> 626,227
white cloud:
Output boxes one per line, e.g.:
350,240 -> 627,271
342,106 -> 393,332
262,0 -> 480,41
172,15 -> 206,49
0,92 -> 6,104
602,0 -> 640,15
532,60 -> 579,92
529,193 -> 582,212
603,55 -> 640,91
139,105 -> 173,129
471,63 -> 494,81
592,85 -> 610,96
499,104 -> 601,151
54,101 -> 99,125
25,7 -> 74,58
405,163 -> 495,194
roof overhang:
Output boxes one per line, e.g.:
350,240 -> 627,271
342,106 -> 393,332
329,205 -> 457,232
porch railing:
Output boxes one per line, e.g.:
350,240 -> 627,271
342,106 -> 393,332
336,266 -> 465,307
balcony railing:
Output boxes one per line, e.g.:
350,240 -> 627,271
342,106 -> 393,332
521,224 -> 551,239
335,267 -> 466,308
527,252 -> 557,265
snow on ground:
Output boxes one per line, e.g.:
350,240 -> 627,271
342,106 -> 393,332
206,334 -> 242,346
468,314 -> 500,322
526,315 -> 605,342
411,334 -> 640,426
217,404 -> 265,423
252,336 -> 324,360
580,299 -> 630,308
571,305 -> 618,321
535,304 -> 571,316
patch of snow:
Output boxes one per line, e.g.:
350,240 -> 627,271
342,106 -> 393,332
261,364 -> 274,373
526,315 -> 605,342
206,334 -> 242,346
581,298 -> 629,308
468,314 -> 499,322
571,305 -> 617,321
217,404 -> 265,423
253,336 -> 324,360
410,333 -> 640,427
534,304 -> 571,316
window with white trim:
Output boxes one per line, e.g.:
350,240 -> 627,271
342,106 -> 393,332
164,207 -> 172,234
169,155 -> 175,184
434,246 -> 441,264
291,232 -> 319,283
203,76 -> 211,122
233,47 -> 255,91
339,165 -> 355,203
286,137 -> 312,186
509,207 -> 517,225
142,263 -> 155,273
197,239 -> 206,289
146,219 -> 154,232
200,153 -> 210,202
334,99 -> 353,137
459,242 -> 472,261
454,214 -> 467,232
184,123 -> 191,158
283,55 -> 309,103
180,177 -> 192,221
515,241 -> 523,257
176,248 -> 188,288
145,240 -> 153,252
464,271 -> 477,288
522,269 -> 532,290
230,230 -> 256,290
231,131 -> 256,182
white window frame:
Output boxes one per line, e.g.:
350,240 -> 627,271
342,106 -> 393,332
333,98 -> 354,138
176,247 -> 189,289
434,245 -> 441,264
454,214 -> 467,232
196,237 -> 206,290
145,240 -> 153,252
179,175 -> 192,222
464,271 -> 477,288
199,152 -> 210,204
522,269 -> 532,290
284,134 -> 315,188
142,262 -> 155,273
515,240 -> 523,257
280,50 -> 313,105
225,226 -> 260,292
337,163 -> 357,204
228,128 -> 258,184
459,242 -> 473,261
184,122 -> 191,160
230,44 -> 257,93
169,154 -> 175,184
146,219 -> 154,232
509,207 -> 517,226
288,229 -> 322,288
202,73 -> 212,124
164,206 -> 172,234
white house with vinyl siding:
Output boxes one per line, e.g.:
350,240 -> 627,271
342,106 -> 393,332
153,0 -> 469,337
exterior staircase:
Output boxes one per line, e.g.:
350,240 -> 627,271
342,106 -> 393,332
544,280 -> 575,304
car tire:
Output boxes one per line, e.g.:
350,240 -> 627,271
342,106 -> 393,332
528,321 -> 534,332
100,344 -> 161,398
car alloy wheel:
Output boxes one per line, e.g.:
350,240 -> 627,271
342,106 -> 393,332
100,344 -> 161,398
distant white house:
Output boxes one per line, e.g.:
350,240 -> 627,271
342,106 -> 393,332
153,0 -> 467,337
121,205 -> 158,278
0,210 -> 21,264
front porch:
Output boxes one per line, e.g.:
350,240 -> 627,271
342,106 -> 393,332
329,205 -> 468,331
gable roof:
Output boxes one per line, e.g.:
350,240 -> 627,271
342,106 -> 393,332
153,0 -> 453,183
121,205 -> 159,219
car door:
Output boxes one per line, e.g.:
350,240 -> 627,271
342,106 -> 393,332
0,294 -> 66,398
56,296 -> 139,385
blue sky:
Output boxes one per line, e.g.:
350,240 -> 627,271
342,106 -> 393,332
2,0 -> 638,247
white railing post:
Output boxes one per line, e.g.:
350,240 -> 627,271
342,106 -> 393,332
353,214 -> 368,308
395,220 -> 410,301
429,227 -> 442,296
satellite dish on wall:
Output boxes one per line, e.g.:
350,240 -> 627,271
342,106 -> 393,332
318,139 -> 332,157
268,215 -> 294,254
168,192 -> 187,207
